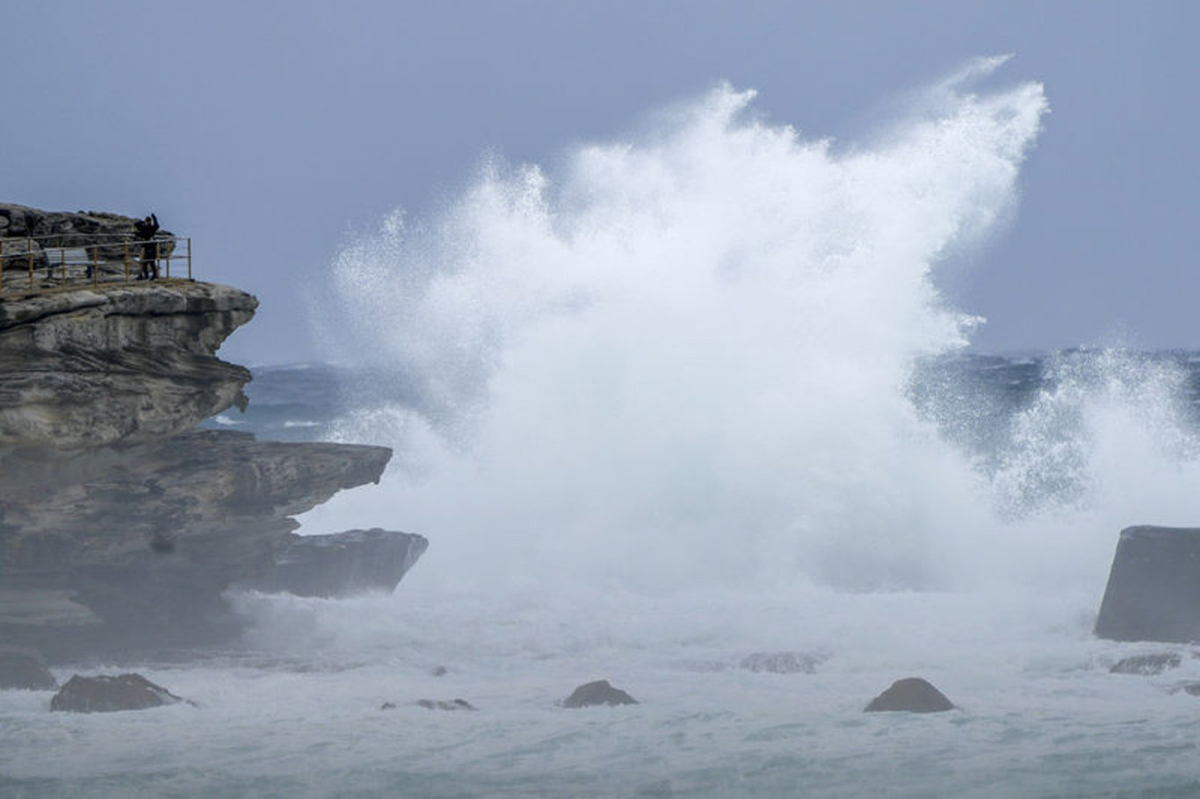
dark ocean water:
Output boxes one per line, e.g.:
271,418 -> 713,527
215,350 -> 1200,454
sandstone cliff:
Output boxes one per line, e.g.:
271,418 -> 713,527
0,282 -> 256,448
0,208 -> 415,661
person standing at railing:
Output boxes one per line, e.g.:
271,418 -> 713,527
135,213 -> 160,280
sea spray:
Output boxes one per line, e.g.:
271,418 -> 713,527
307,60 -> 1200,610
308,62 -> 1067,596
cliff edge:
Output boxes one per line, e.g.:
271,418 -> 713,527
0,281 -> 256,448
0,207 -> 415,661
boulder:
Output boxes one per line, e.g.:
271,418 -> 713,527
235,528 -> 428,598
1109,653 -> 1183,675
0,646 -> 57,690
864,678 -> 955,713
49,673 -> 186,713
562,680 -> 638,708
738,651 -> 825,674
1095,526 -> 1200,643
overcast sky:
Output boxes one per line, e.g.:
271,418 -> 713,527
3,1 -> 1196,364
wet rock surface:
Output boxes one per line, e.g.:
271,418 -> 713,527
562,680 -> 639,708
1109,653 -> 1183,675
49,673 -> 186,713
864,678 -> 955,713
1095,526 -> 1200,643
0,646 -> 57,690
417,699 -> 476,711
236,528 -> 428,598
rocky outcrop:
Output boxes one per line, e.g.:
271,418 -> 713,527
1095,526 -> 1200,643
0,646 -> 57,690
50,673 -> 187,713
416,699 -> 476,711
1109,653 -> 1183,675
0,205 -> 422,663
0,282 -> 256,448
864,678 -> 955,713
562,680 -> 639,708
0,430 -> 392,660
235,528 -> 428,598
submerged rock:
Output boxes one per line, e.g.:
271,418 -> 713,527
416,699 -> 476,711
49,673 -> 186,713
235,528 -> 428,598
1095,526 -> 1200,643
864,678 -> 955,713
739,651 -> 826,674
562,680 -> 638,708
0,646 -> 57,690
1109,653 -> 1183,675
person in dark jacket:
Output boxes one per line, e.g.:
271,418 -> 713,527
134,213 -> 160,280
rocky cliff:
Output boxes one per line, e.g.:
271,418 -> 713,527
0,431 -> 392,660
0,282 -> 255,448
0,207 -> 417,661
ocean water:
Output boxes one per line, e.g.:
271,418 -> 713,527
7,59 -> 1200,797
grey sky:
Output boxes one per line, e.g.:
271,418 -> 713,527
3,1 -> 1196,364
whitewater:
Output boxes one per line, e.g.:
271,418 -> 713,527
6,58 -> 1200,797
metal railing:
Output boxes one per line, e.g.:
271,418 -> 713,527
0,234 -> 193,298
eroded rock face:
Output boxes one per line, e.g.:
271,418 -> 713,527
1095,526 -> 1200,644
236,528 -> 429,598
0,282 -> 257,448
0,430 -> 392,660
864,678 -> 955,713
50,673 -> 185,713
562,680 -> 638,708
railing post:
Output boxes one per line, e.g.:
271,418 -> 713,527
124,241 -> 130,283
187,237 -> 192,280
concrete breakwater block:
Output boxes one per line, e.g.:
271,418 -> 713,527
1095,526 -> 1200,643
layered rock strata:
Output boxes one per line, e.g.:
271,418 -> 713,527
0,430 -> 391,659
0,220 -> 415,661
0,281 -> 255,448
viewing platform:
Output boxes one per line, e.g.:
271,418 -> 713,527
0,232 -> 193,298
